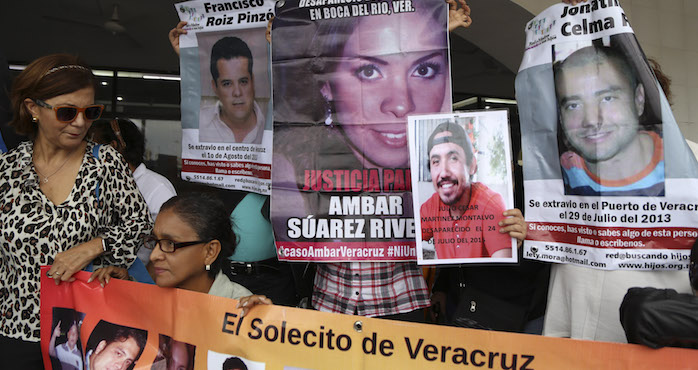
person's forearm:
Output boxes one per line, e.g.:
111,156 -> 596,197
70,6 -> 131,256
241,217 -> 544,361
48,334 -> 57,357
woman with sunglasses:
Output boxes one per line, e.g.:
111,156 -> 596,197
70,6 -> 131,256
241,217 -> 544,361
90,193 -> 271,315
0,54 -> 152,367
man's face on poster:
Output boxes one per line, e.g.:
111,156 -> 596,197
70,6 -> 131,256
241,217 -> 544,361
556,57 -> 645,163
67,324 -> 79,348
90,336 -> 141,370
429,133 -> 476,205
167,341 -> 191,370
212,57 -> 256,126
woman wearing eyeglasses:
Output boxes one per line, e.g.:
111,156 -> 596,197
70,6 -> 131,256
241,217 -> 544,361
0,54 -> 152,367
90,193 -> 271,315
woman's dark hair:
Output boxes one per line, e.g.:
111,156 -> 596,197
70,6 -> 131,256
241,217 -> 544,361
647,57 -> 672,106
222,357 -> 248,370
160,193 -> 236,278
89,119 -> 119,144
9,53 -> 97,139
89,118 -> 145,167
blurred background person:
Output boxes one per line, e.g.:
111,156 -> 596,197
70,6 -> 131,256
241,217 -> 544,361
620,238 -> 698,349
89,118 -> 177,265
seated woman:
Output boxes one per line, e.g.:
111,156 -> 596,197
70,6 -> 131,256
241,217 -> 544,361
91,193 -> 270,315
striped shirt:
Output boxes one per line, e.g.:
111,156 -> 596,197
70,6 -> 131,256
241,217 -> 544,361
560,131 -> 664,196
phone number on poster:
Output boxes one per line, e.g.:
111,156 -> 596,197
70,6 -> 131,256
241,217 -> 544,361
192,175 -> 225,181
544,245 -> 587,256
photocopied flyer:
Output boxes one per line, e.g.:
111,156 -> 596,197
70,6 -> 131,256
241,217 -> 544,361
408,111 -> 516,265
176,0 -> 275,194
516,2 -> 698,270
270,0 -> 452,261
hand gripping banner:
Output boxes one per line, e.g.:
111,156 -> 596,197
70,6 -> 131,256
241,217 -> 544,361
40,268 -> 698,369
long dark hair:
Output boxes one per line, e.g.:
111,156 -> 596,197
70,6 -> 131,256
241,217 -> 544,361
160,193 -> 236,279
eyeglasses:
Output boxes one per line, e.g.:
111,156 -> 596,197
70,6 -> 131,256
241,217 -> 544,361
32,98 -> 104,123
142,235 -> 209,253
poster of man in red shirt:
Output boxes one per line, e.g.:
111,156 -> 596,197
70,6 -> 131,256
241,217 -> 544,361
409,111 -> 517,264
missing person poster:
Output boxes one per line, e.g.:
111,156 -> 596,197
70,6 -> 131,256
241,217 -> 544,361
41,268 -> 698,369
408,111 -> 516,265
270,0 -> 452,261
175,0 -> 275,194
516,2 -> 698,270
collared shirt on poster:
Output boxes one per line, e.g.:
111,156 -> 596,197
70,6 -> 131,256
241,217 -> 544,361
312,262 -> 430,317
55,342 -> 83,370
560,131 -> 665,196
199,100 -> 266,144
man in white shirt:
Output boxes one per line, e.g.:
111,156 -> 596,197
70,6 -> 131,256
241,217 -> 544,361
199,36 -> 265,144
49,321 -> 83,370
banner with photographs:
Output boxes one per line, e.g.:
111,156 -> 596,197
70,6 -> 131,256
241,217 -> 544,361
516,3 -> 698,270
408,111 -> 516,265
270,0 -> 452,261
40,268 -> 698,369
175,0 -> 275,194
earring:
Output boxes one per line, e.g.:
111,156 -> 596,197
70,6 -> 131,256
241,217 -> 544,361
323,99 -> 333,126
32,117 -> 38,123
205,264 -> 211,271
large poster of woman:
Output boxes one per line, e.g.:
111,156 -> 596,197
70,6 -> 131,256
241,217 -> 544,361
271,0 -> 452,261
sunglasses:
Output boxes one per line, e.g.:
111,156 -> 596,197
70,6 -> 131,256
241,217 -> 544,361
32,98 -> 104,123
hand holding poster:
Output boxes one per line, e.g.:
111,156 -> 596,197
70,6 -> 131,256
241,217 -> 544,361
176,0 -> 275,194
270,0 -> 452,261
408,111 -> 517,264
516,2 -> 698,270
40,269 -> 698,369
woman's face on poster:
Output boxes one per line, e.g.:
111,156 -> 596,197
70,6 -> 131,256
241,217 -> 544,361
324,11 -> 448,168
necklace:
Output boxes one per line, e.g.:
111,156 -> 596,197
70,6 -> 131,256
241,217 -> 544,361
34,151 -> 78,183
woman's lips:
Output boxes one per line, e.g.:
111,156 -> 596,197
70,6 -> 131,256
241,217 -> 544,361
369,128 -> 407,147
